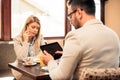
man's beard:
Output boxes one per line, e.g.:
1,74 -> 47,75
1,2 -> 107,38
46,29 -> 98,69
74,22 -> 81,29
74,17 -> 81,29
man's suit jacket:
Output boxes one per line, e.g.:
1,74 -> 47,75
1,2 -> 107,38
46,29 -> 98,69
48,19 -> 120,80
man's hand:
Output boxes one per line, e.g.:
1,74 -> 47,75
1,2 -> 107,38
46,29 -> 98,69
42,50 -> 54,65
55,51 -> 63,54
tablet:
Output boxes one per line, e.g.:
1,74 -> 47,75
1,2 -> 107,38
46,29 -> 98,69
40,42 -> 63,59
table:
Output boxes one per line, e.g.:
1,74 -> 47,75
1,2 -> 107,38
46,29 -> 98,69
8,62 -> 51,80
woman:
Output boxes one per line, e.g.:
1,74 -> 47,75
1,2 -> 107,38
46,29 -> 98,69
12,15 -> 46,80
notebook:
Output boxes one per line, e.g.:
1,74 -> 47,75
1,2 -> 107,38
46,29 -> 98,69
40,42 -> 63,59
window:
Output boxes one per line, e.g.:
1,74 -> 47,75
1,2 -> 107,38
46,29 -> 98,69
0,0 -> 107,41
95,0 -> 101,20
0,0 -> 11,41
0,0 -> 1,38
12,0 -> 65,38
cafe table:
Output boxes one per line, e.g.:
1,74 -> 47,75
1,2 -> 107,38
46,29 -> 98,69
8,62 -> 51,80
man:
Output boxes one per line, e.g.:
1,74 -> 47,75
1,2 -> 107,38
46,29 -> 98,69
42,0 -> 120,80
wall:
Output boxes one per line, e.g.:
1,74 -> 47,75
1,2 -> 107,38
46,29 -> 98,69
105,0 -> 120,38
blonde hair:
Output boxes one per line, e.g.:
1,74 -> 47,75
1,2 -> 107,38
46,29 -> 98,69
21,15 -> 41,54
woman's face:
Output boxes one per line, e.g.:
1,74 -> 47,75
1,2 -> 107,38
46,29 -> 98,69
27,22 -> 40,37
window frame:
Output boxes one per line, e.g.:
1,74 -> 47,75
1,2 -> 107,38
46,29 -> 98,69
0,0 -> 107,41
0,0 -> 11,41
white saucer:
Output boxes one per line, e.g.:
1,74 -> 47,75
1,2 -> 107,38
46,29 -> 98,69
23,62 -> 37,67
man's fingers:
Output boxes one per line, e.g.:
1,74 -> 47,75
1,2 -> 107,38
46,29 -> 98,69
43,50 -> 48,55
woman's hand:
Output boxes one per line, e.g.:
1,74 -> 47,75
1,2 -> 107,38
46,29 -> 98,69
42,50 -> 54,65
23,30 -> 31,42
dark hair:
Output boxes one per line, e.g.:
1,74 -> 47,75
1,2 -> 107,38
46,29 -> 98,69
68,0 -> 96,15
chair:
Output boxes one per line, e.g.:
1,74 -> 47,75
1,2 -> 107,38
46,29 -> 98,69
0,42 -> 16,79
80,68 -> 120,80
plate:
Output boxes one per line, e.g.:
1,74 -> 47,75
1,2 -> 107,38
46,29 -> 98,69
22,57 -> 33,62
23,62 -> 37,67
